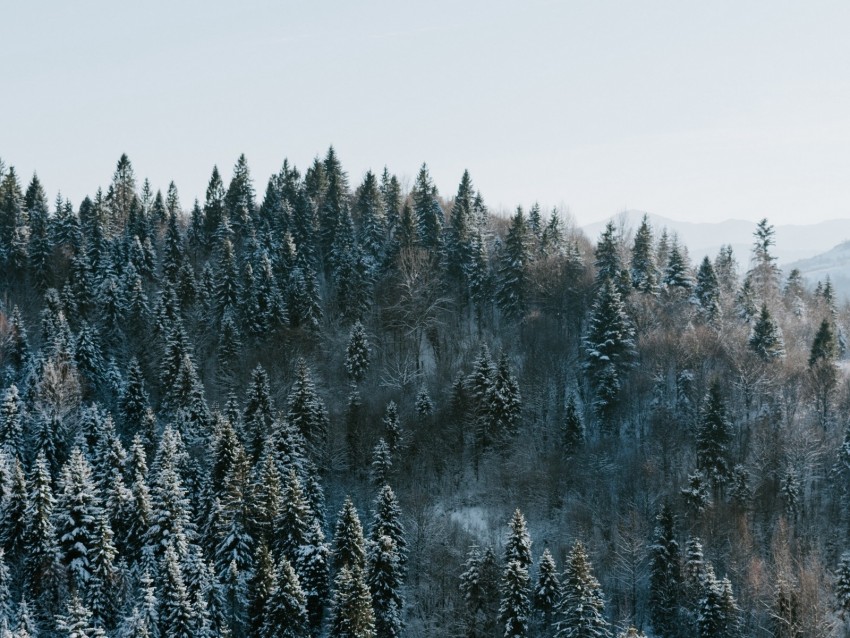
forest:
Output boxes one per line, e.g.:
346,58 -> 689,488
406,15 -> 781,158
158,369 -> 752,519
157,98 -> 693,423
0,149 -> 848,637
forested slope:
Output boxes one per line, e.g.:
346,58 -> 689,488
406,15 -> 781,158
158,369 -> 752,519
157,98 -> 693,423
0,150 -> 848,637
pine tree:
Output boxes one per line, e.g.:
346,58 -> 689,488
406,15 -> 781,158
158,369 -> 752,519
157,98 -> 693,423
747,218 -> 780,300
345,321 -> 371,384
299,520 -> 331,633
748,304 -> 785,360
562,393 -> 585,454
460,545 -> 500,636
333,497 -> 367,571
244,365 -> 275,459
382,402 -> 402,455
370,485 -> 407,572
583,278 -> 637,431
648,503 -> 680,637
329,565 -> 375,638
694,256 -> 721,322
287,359 -> 329,454
696,384 -> 733,492
0,385 -> 24,459
446,170 -> 476,289
277,468 -> 312,567
630,214 -> 658,293
499,559 -> 531,638
370,440 -> 392,488
594,221 -> 629,294
504,509 -> 532,571
145,427 -> 192,561
367,535 -> 403,638
411,164 -> 442,254
55,447 -> 102,591
23,451 -> 62,606
809,319 -> 838,367
86,514 -> 121,630
663,239 -> 694,292
555,540 -> 609,638
158,545 -> 195,638
355,170 -> 386,267
486,351 -> 522,447
56,594 -> 101,638
534,549 -> 561,631
497,207 -> 532,321
261,557 -> 309,638
247,542 -> 275,636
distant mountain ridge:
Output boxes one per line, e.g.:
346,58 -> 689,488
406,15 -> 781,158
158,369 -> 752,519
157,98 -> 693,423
581,211 -> 850,267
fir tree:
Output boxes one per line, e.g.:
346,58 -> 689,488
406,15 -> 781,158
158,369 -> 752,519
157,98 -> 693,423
299,520 -> 331,632
56,594 -> 101,638
486,351 -> 522,446
0,385 -> 24,459
504,509 -> 532,571
411,164 -> 442,254
367,535 -> 403,638
277,468 -> 312,567
809,318 -> 838,367
555,540 -> 609,638
663,239 -> 694,292
345,321 -> 371,384
583,278 -> 637,431
497,207 -> 532,321
748,304 -> 785,361
23,451 -> 62,606
694,256 -> 721,322
648,503 -> 680,637
247,543 -> 275,636
562,393 -> 585,454
382,402 -> 402,455
499,559 -> 531,638
369,485 -> 407,572
261,557 -> 309,638
835,551 -> 850,618
287,359 -> 330,454
158,545 -> 195,638
329,565 -> 375,638
333,497 -> 367,571
55,447 -> 102,591
696,384 -> 733,492
534,549 -> 561,632
370,440 -> 392,488
243,365 -> 275,460
86,515 -> 121,630
630,214 -> 658,293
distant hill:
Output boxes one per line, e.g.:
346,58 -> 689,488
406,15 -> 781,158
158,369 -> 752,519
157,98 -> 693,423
786,240 -> 850,300
581,211 -> 850,267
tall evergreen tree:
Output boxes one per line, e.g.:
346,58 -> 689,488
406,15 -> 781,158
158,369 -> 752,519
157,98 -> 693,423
345,321 -> 371,384
367,535 -> 403,638
329,565 -> 375,638
748,304 -> 785,361
499,558 -> 531,638
333,497 -> 367,571
696,384 -> 733,492
630,214 -> 658,293
648,503 -> 680,637
555,540 -> 608,638
534,549 -> 561,632
262,557 -> 309,638
496,207 -> 532,321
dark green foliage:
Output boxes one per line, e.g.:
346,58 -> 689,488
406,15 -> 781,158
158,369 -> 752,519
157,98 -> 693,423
497,207 -> 532,320
696,384 -> 733,491
749,304 -> 785,360
555,540 -> 609,638
649,504 -> 681,637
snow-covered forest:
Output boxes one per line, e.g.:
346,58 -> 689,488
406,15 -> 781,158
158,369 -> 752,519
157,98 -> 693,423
1,150 -> 849,637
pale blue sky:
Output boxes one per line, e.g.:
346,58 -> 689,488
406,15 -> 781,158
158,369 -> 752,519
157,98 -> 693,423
2,1 -> 849,225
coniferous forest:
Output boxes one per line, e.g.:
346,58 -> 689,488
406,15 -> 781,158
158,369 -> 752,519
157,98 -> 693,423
1,150 -> 850,638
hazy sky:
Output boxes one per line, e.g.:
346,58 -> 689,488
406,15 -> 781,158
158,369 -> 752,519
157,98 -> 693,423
2,1 -> 849,226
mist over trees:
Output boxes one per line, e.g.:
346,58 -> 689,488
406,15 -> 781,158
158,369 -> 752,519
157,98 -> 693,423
0,151 -> 849,636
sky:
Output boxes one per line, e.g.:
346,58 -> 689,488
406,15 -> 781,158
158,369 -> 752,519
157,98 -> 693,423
1,0 -> 850,226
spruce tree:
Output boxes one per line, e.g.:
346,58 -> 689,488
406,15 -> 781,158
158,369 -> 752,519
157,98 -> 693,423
382,402 -> 402,455
583,278 -> 636,431
555,540 -> 609,638
333,497 -> 367,571
534,549 -> 561,632
243,365 -> 275,460
370,440 -> 392,488
411,164 -> 442,254
499,558 -> 531,638
367,535 -> 403,638
487,351 -> 522,446
748,304 -> 785,360
329,565 -> 375,638
55,447 -> 102,591
562,393 -> 585,454
370,485 -> 407,572
648,503 -> 680,637
261,557 -> 309,638
663,239 -> 694,292
247,542 -> 275,636
23,451 -> 62,606
504,509 -> 532,571
0,386 -> 24,459
809,319 -> 838,367
696,384 -> 733,492
630,214 -> 658,293
299,520 -> 331,633
345,321 -> 371,384
287,358 -> 329,454
694,256 -> 721,322
496,207 -> 532,321
158,545 -> 195,638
